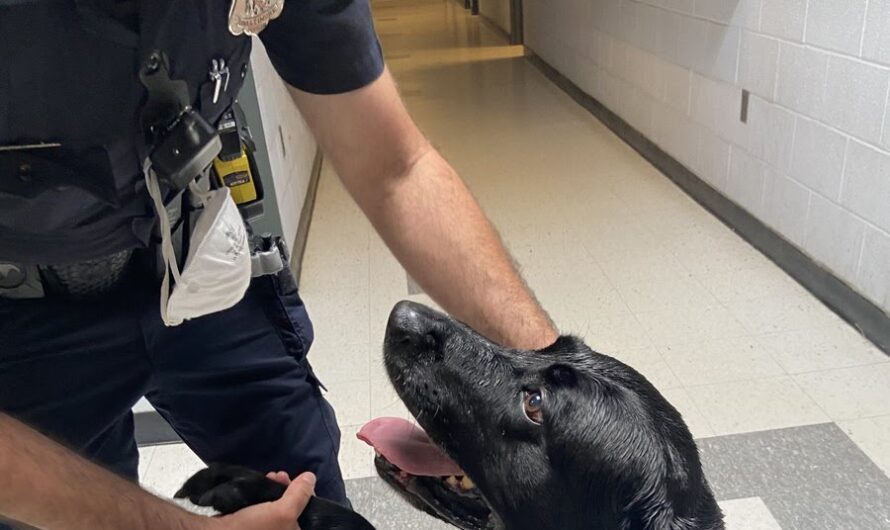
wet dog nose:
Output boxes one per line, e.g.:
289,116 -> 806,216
387,300 -> 441,346
387,300 -> 425,339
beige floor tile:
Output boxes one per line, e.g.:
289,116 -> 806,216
614,276 -> 718,314
838,415 -> 890,478
660,337 -> 786,387
659,387 -> 716,440
141,444 -> 205,498
571,314 -> 655,355
309,342 -> 370,385
299,241 -> 369,297
610,346 -> 681,391
719,497 -> 783,530
596,250 -> 691,286
338,423 -> 377,480
685,377 -> 829,436
138,446 -> 156,483
304,287 -> 371,348
670,234 -> 770,276
758,323 -> 888,374
635,304 -> 749,346
726,293 -> 846,335
696,264 -> 808,303
325,379 -> 372,426
536,282 -> 632,325
794,363 -> 890,421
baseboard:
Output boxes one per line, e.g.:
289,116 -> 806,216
290,148 -> 324,285
135,411 -> 180,447
526,52 -> 890,356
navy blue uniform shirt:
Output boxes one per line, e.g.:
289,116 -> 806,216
0,0 -> 385,264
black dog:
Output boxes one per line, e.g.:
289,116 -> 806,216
179,301 -> 724,530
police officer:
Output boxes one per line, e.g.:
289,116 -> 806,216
0,1 -> 558,529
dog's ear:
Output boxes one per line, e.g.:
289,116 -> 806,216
545,364 -> 577,387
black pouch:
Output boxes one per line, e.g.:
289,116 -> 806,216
0,145 -> 121,206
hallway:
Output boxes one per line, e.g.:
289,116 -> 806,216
303,0 -> 890,526
140,0 -> 890,527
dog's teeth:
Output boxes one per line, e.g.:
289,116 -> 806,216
445,476 -> 460,488
460,476 -> 475,490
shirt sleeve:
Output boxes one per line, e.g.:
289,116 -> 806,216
259,0 -> 385,95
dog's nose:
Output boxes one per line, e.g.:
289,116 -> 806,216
388,300 -> 424,334
386,300 -> 438,345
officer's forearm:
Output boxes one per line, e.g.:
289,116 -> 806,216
355,145 -> 558,350
289,70 -> 556,349
0,414 -> 212,530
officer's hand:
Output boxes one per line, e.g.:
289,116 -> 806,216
213,472 -> 315,530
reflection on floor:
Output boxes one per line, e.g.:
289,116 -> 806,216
141,0 -> 890,527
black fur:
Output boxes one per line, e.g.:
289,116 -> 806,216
175,464 -> 375,530
177,301 -> 725,530
382,301 -> 725,530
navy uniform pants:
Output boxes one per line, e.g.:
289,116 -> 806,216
0,263 -> 347,525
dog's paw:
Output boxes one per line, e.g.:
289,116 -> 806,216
175,463 -> 287,515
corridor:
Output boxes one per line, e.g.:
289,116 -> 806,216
141,0 -> 890,527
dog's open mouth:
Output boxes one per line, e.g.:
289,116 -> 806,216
358,417 -> 493,529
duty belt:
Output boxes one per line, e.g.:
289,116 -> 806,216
0,238 -> 285,300
0,249 -> 135,299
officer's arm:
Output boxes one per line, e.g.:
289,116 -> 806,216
0,414 -> 314,530
0,414 -> 216,530
290,69 -> 558,350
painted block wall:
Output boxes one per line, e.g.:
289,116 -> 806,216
249,38 -> 318,251
524,0 -> 890,313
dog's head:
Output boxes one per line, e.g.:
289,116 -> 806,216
361,301 -> 724,530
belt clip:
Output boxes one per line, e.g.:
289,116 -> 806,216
0,263 -> 45,299
250,234 -> 284,278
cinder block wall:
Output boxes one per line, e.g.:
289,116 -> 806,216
250,39 -> 318,250
524,0 -> 890,313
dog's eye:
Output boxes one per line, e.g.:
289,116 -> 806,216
523,390 -> 544,424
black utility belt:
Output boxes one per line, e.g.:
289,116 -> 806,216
0,248 -> 136,300
0,237 -> 286,301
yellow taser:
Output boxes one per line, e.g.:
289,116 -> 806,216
212,146 -> 258,205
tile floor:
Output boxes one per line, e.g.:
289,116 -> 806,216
141,0 -> 890,527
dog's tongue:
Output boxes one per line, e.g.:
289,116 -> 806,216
358,418 -> 464,477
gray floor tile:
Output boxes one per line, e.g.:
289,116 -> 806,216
346,477 -> 453,530
699,423 -> 890,529
347,423 -> 890,529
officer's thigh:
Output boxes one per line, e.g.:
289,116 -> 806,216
144,266 -> 349,505
0,286 -> 153,481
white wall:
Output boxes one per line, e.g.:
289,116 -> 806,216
250,38 -> 318,250
524,0 -> 890,313
480,0 -> 512,36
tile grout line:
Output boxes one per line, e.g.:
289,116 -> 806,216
881,76 -> 890,146
859,0 -> 871,58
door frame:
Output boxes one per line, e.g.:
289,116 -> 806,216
510,0 -> 523,45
